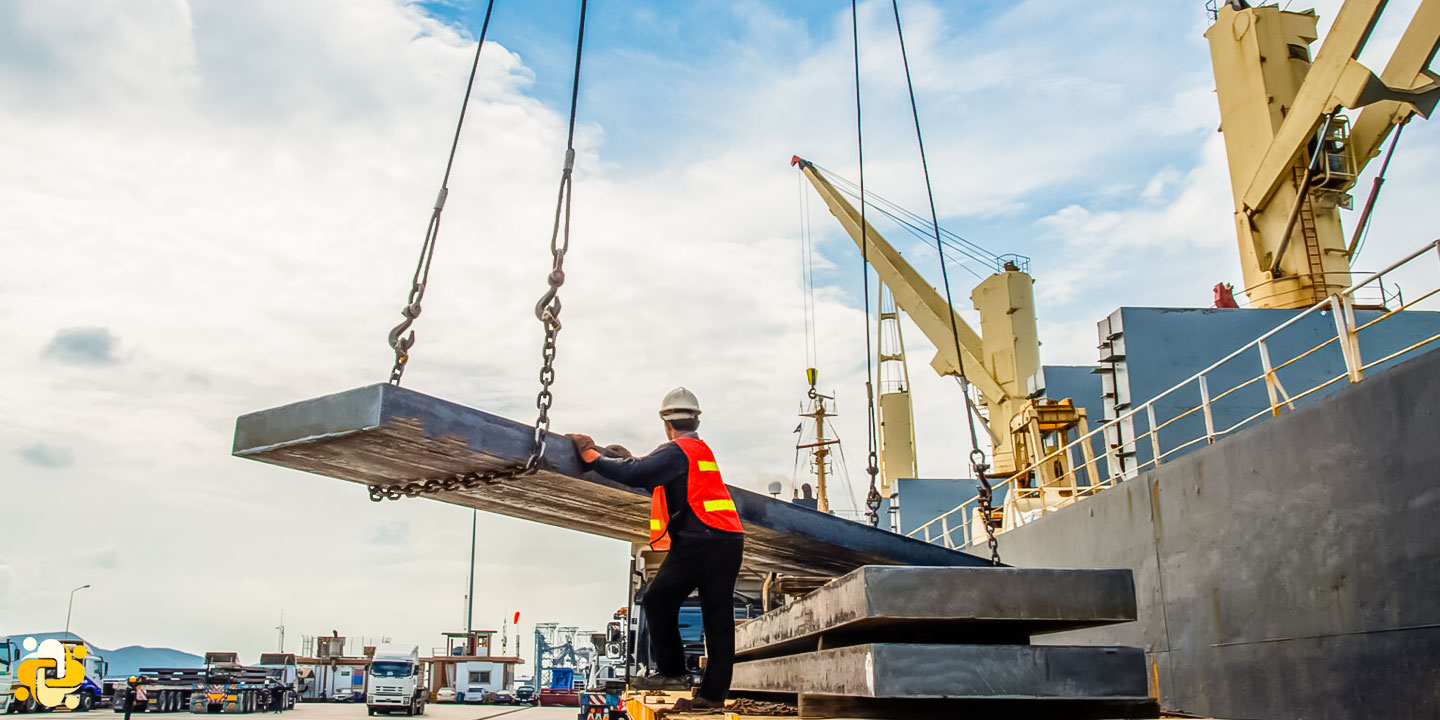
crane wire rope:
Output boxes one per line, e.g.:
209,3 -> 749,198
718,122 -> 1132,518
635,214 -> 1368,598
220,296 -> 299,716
369,0 -> 590,501
826,417 -> 861,517
812,163 -> 1004,272
386,0 -> 500,386
850,0 -> 884,528
798,170 -> 820,369
890,0 -> 999,564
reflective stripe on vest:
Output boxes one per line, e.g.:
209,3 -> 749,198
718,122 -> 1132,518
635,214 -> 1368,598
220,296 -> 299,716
649,487 -> 671,550
647,437 -> 745,546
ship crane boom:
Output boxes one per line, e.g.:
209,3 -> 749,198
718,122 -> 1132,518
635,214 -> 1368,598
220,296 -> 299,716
791,156 -> 1043,476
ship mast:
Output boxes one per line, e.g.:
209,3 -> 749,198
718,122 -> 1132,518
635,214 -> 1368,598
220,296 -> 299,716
797,368 -> 842,514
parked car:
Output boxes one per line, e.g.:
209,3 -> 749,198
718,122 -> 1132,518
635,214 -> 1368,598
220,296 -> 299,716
434,688 -> 457,704
487,690 -> 514,705
460,690 -> 488,704
333,688 -> 363,703
513,685 -> 535,705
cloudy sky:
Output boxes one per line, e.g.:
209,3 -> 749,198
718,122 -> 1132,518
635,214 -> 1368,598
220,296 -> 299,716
3,0 -> 1437,663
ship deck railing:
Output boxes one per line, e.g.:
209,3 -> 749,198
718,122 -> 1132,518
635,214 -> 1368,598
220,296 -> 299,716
910,237 -> 1440,551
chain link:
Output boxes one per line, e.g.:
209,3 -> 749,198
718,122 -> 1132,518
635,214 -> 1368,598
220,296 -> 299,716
865,476 -> 883,528
865,447 -> 882,527
970,448 -> 1000,565
368,463 -> 529,502
369,151 -> 575,503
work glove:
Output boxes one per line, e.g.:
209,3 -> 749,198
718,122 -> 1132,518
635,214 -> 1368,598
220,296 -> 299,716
604,444 -> 633,459
567,433 -> 601,463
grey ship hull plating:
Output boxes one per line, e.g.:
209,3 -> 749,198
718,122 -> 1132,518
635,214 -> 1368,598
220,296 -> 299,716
996,347 -> 1440,720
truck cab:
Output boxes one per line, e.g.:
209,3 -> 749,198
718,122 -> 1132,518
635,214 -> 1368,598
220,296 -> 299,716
60,639 -> 108,712
0,638 -> 14,714
365,645 -> 424,716
258,653 -> 299,711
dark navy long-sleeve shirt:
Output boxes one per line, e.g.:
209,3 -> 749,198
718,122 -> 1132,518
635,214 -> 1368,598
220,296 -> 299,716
583,432 -> 738,544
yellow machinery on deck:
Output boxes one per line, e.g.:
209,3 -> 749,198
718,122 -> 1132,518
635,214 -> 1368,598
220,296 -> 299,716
1207,0 -> 1440,308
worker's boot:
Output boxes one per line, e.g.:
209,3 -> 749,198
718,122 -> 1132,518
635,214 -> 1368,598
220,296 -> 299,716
629,675 -> 691,691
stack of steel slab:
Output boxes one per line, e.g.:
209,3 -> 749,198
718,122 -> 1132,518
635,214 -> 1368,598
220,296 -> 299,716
732,565 -> 1158,719
231,383 -> 987,575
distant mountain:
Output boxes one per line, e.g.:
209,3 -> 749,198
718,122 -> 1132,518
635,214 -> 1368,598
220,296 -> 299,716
99,647 -> 204,678
3,633 -> 202,678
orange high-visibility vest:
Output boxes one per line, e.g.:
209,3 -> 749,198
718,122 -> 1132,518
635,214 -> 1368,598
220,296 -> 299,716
649,437 -> 744,550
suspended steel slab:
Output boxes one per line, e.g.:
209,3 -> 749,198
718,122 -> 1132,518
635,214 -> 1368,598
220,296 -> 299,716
232,383 -> 987,575
735,565 -> 1137,659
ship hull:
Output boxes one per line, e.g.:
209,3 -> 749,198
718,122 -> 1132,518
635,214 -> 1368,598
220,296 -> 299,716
997,347 -> 1440,720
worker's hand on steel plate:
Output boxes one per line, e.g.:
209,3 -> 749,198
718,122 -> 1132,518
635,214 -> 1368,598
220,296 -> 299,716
604,444 -> 633,459
567,433 -> 596,453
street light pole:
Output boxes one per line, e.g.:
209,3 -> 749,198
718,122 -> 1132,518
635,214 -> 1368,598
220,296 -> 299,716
465,510 -> 477,654
65,584 -> 91,638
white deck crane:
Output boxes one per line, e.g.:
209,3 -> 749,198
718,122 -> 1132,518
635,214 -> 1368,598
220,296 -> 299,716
1207,0 -> 1440,308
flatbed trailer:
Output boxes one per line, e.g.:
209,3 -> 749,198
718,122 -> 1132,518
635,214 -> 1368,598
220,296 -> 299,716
111,668 -> 206,713
113,665 -> 288,714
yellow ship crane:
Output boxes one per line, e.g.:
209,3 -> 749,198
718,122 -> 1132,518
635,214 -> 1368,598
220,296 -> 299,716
1207,0 -> 1440,308
791,156 -> 1047,479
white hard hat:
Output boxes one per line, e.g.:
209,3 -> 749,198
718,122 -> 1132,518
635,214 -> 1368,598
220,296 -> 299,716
659,387 -> 701,420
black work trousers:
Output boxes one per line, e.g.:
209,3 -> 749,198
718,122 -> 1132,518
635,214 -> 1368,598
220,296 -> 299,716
642,533 -> 744,702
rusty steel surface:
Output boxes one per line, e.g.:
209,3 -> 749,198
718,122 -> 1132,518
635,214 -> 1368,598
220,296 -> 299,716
735,565 -> 1137,659
232,383 -> 988,575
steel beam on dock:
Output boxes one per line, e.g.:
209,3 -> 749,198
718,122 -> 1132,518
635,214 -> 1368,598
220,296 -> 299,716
731,644 -> 1155,716
735,565 -> 1138,659
232,383 -> 987,575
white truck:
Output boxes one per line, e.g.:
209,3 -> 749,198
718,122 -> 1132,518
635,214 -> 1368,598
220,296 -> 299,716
1,638 -> 15,714
364,645 -> 424,717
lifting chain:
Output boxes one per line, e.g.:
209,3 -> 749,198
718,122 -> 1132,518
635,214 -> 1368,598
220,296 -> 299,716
368,465 -> 525,502
526,145 -> 577,477
971,449 -> 1000,566
865,481 -> 883,528
864,381 -> 882,527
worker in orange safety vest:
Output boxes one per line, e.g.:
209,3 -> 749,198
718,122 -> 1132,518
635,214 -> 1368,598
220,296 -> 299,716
568,387 -> 744,711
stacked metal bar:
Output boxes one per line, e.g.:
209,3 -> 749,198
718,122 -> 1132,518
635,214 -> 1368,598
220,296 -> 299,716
231,383 -> 987,575
732,566 -> 1159,719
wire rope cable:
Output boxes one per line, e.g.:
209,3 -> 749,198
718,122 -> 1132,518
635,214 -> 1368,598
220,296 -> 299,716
798,171 -> 820,369
386,0 -> 500,385
1348,120 -> 1406,263
849,0 -> 884,528
891,0 -> 999,563
812,163 -> 1006,272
